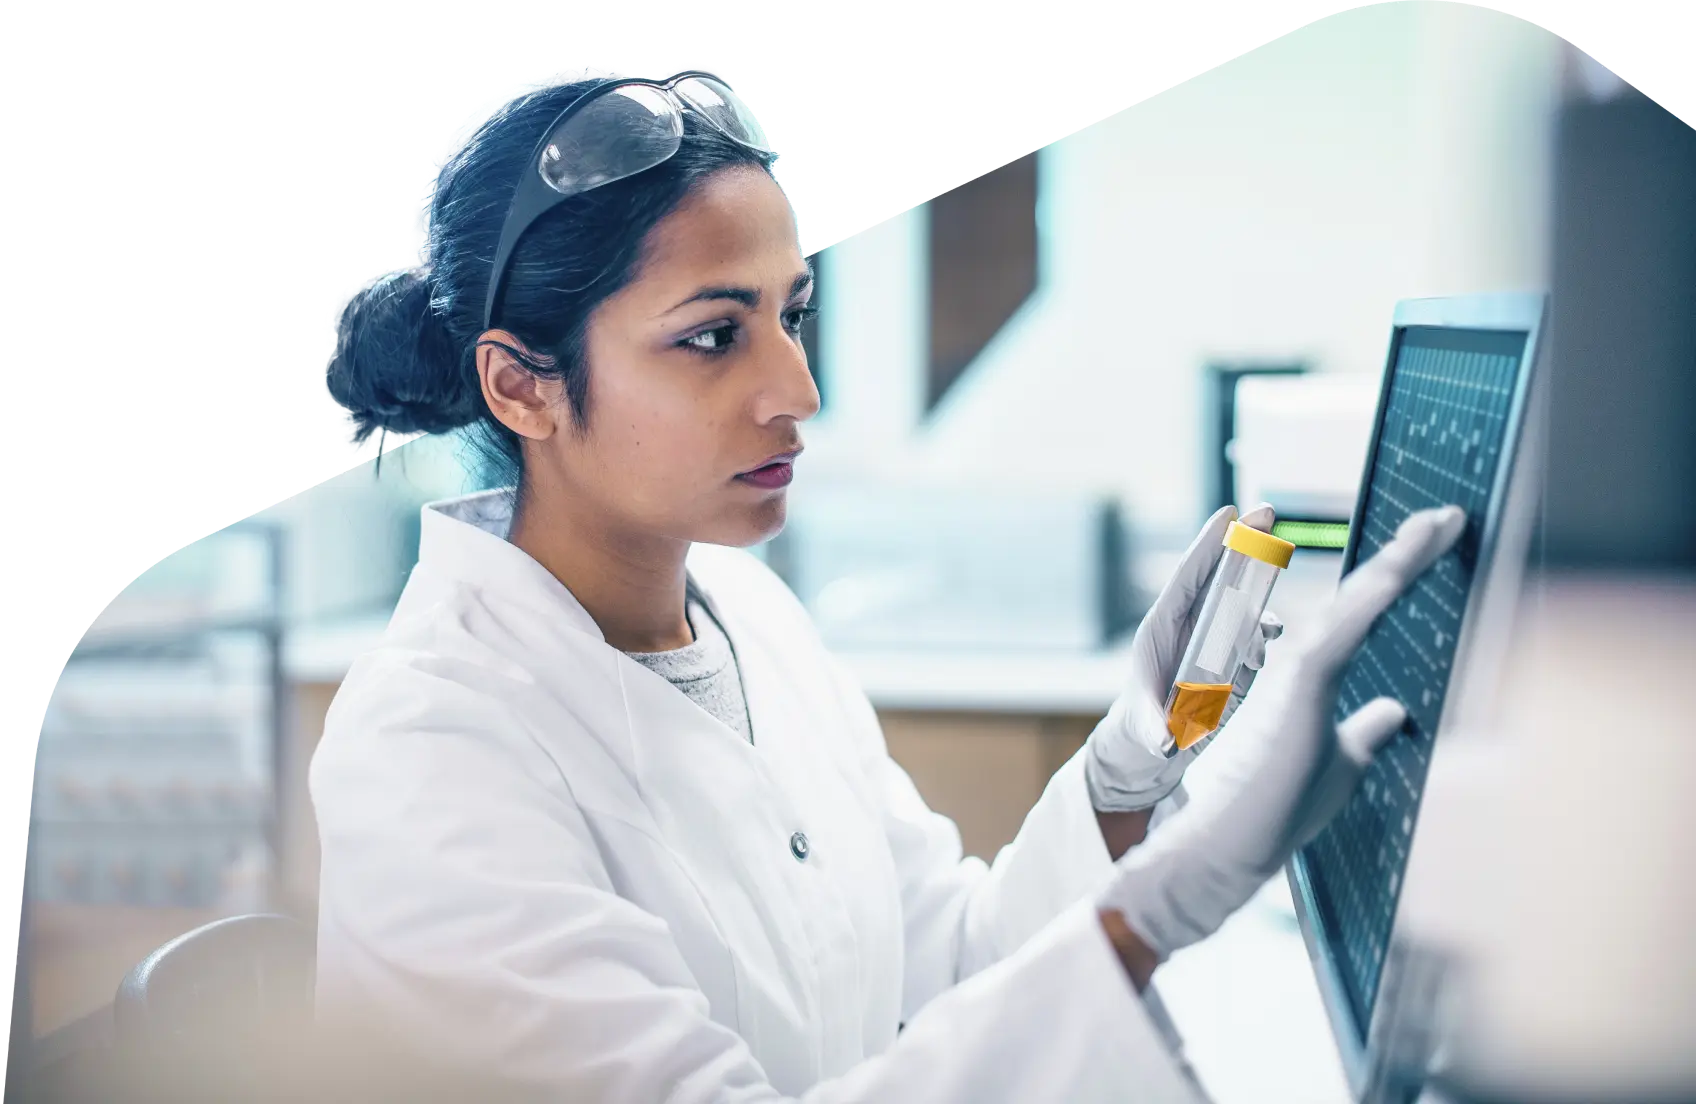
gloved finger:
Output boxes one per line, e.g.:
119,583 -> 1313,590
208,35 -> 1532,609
1243,609 -> 1285,671
1147,505 -> 1239,632
1145,502 -> 1278,650
1335,696 -> 1408,766
1127,691 -> 1177,758
1243,633 -> 1266,673
1242,613 -> 1284,675
1174,727 -> 1217,765
1220,665 -> 1256,729
1317,506 -> 1466,666
1224,629 -> 1274,712
1370,505 -> 1467,582
1237,502 -> 1276,533
1232,659 -> 1258,702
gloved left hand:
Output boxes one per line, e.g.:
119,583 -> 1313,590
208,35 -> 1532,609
1084,504 -> 1284,813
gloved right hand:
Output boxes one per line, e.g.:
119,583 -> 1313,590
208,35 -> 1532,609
1098,504 -> 1467,959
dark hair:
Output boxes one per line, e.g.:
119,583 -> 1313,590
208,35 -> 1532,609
326,77 -> 778,491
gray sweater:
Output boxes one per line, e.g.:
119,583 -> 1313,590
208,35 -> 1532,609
624,586 -> 754,744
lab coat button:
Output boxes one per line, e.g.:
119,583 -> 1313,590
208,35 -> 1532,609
789,831 -> 810,862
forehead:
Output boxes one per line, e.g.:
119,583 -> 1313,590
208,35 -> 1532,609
633,166 -> 803,293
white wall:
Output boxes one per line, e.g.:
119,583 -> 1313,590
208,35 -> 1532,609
1404,3 -> 1564,292
323,5 -> 1569,548
922,0 -> 1427,529
811,3 -> 1564,538
804,205 -> 931,480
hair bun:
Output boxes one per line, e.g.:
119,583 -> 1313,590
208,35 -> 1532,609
326,269 -> 480,441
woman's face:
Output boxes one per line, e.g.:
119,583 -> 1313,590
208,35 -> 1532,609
507,165 -> 820,550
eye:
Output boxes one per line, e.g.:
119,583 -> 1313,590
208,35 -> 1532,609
783,304 -> 819,337
681,323 -> 738,354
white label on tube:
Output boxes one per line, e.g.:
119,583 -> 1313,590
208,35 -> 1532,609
1195,587 -> 1250,678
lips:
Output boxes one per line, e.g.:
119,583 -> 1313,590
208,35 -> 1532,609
739,447 -> 797,474
736,449 -> 800,490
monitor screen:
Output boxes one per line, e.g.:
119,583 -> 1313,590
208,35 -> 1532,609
1295,323 -> 1532,1041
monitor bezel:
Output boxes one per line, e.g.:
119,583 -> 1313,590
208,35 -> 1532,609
1285,292 -> 1547,1101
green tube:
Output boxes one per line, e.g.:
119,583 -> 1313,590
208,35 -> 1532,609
1269,519 -> 1350,550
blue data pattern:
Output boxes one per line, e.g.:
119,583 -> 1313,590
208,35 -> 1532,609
1300,327 -> 1526,1037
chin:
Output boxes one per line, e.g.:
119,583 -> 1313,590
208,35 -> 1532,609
701,494 -> 789,549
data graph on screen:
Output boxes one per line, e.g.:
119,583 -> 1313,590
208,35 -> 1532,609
1298,325 -> 1529,1037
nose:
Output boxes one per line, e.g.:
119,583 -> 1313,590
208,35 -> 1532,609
752,321 -> 822,425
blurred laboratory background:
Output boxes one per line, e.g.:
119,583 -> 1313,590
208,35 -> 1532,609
14,4 -> 1693,1103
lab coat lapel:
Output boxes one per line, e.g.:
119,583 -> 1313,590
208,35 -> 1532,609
688,567 -> 866,808
420,494 -> 782,829
687,555 -> 904,1073
441,502 -> 825,1043
613,586 -> 825,1059
613,643 -> 770,819
419,491 -> 605,642
415,493 -> 672,830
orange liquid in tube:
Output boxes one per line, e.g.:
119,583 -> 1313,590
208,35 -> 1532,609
1161,521 -> 1297,756
1164,681 -> 1234,751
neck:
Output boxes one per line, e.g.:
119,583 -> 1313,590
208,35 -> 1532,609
508,482 -> 693,654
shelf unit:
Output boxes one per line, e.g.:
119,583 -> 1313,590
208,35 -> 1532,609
24,520 -> 287,1036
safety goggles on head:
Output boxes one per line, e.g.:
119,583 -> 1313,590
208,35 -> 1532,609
482,71 -> 773,331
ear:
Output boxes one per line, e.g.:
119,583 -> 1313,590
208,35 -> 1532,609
475,331 -> 566,441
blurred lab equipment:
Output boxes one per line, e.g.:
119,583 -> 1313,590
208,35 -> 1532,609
258,439 -> 466,625
1162,521 -> 1293,755
767,483 -> 1141,652
1202,361 -> 1308,520
1283,291 -> 1548,1104
1196,371 -> 1378,653
31,523 -> 285,913
1229,373 -> 1380,552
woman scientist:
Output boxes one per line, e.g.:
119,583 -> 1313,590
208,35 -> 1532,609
312,72 -> 1464,1103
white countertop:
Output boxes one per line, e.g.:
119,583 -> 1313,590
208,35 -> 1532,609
285,551 -> 1343,715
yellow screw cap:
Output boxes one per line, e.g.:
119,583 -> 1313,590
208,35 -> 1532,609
1224,520 -> 1296,569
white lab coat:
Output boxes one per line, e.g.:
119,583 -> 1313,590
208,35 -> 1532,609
311,491 -> 1201,1102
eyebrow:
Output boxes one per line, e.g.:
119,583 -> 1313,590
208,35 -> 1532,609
666,269 -> 815,314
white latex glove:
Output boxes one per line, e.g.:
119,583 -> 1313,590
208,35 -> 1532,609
1099,504 -> 1468,958
1084,503 -> 1286,813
